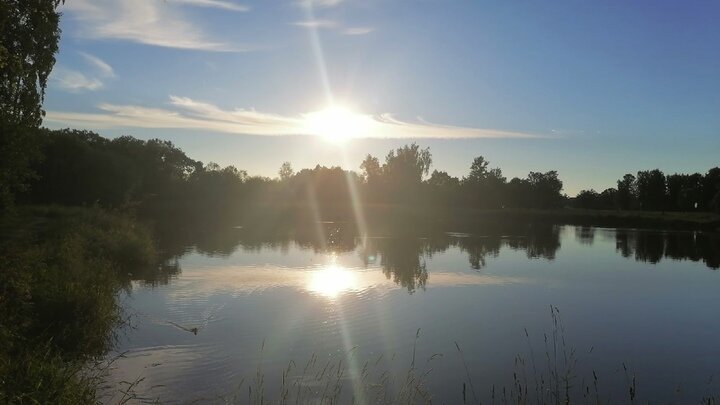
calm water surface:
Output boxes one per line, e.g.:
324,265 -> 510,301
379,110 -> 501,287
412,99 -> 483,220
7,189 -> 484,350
103,225 -> 720,403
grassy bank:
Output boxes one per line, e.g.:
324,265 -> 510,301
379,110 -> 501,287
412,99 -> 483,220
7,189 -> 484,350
0,206 -> 157,403
333,205 -> 720,232
446,207 -> 720,231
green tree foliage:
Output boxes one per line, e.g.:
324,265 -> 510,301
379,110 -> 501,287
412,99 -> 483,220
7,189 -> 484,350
527,171 -> 564,209
428,170 -> 460,188
26,130 -> 199,207
467,156 -> 489,182
0,0 -> 63,209
426,170 -> 461,206
383,143 -> 432,184
279,161 -> 294,180
463,156 -> 506,208
0,207 -> 157,403
18,129 -> 720,216
636,169 -> 667,211
666,173 -> 703,211
577,168 -> 720,212
0,0 -> 63,126
575,188 -> 616,210
616,174 -> 637,210
360,154 -> 381,183
288,165 -> 362,217
359,143 -> 432,204
702,167 -> 720,212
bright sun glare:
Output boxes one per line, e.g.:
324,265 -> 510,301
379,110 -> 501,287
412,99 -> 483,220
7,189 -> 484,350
306,265 -> 358,298
304,105 -> 373,143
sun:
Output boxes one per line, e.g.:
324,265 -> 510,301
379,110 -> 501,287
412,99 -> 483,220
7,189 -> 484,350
303,105 -> 372,143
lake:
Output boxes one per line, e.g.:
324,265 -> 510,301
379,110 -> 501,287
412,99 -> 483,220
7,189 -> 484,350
102,224 -> 720,403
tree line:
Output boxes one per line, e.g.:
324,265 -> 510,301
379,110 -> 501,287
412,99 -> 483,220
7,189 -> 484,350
12,129 -> 720,218
15,130 -> 563,215
575,169 -> 720,212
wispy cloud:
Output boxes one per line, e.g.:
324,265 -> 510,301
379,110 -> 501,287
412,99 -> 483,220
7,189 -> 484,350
292,19 -> 339,29
292,20 -> 374,36
45,96 -> 543,139
169,0 -> 250,12
297,0 -> 345,8
51,52 -> 116,92
52,69 -> 104,92
342,27 -> 374,36
294,0 -> 373,35
78,52 -> 115,78
62,0 -> 250,51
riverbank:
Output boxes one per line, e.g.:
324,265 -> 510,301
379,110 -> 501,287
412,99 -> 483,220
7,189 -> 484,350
0,206 -> 158,403
441,207 -> 720,231
228,203 -> 720,232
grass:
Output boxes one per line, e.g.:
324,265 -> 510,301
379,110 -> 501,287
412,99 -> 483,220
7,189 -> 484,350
166,307 -> 717,404
0,205 -> 158,403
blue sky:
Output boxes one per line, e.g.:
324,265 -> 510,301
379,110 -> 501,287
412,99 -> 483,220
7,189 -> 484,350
43,0 -> 720,194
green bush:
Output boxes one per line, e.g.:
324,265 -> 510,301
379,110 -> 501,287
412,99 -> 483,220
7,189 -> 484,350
0,206 -> 157,403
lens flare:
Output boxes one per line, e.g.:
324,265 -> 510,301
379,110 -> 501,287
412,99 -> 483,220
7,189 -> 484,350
303,105 -> 373,143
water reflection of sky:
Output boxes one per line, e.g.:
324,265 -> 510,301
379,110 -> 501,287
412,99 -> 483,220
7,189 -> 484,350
105,226 -> 720,404
143,255 -> 520,302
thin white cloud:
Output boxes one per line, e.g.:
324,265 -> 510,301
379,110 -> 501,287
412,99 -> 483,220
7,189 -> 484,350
45,96 -> 544,139
78,52 -> 115,78
169,0 -> 250,12
62,0 -> 249,51
292,19 -> 339,29
51,68 -> 104,92
293,20 -> 374,35
51,52 -> 116,92
342,27 -> 374,35
297,0 -> 345,8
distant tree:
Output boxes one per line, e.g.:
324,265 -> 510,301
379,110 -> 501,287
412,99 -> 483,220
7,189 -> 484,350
383,143 -> 432,184
463,156 -> 506,209
428,170 -> 459,188
575,188 -> 617,210
616,174 -> 637,210
289,165 -> 362,216
427,170 -> 460,206
636,169 -> 667,211
360,154 -> 382,184
381,143 -> 432,204
505,177 -> 532,208
527,171 -> 563,209
575,189 -> 600,209
599,188 -> 617,209
487,168 -> 506,184
279,161 -> 294,180
666,173 -> 703,211
26,130 -> 199,207
702,167 -> 720,211
467,156 -> 489,182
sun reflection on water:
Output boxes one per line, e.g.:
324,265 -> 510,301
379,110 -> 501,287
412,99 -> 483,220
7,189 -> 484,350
306,264 -> 358,298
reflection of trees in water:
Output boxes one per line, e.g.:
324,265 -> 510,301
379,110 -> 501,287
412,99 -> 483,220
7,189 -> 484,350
615,229 -> 719,269
505,224 -> 561,260
457,236 -> 502,270
574,226 -> 595,245
128,260 -> 182,287
364,231 -> 556,292
140,223 -> 719,289
633,231 -> 665,264
363,238 -> 429,293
